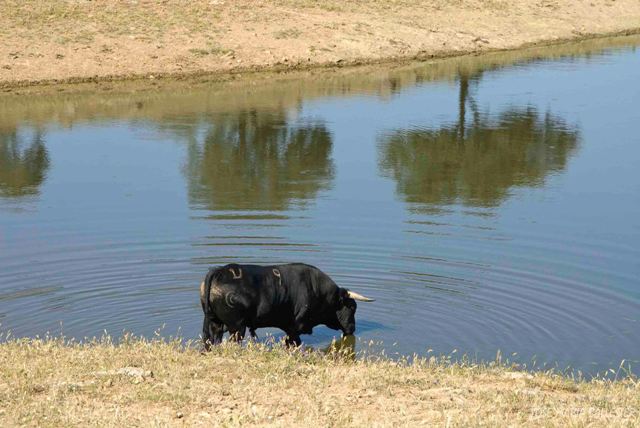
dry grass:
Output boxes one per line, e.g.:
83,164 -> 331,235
0,334 -> 638,427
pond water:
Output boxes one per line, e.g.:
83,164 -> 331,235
1,36 -> 639,375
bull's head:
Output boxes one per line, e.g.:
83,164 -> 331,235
335,288 -> 374,335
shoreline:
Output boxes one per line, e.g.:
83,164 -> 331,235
2,1 -> 640,91
1,31 -> 638,105
1,337 -> 638,426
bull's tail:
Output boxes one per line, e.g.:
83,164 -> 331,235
202,267 -> 220,316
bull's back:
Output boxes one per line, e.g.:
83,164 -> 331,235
201,262 -> 331,329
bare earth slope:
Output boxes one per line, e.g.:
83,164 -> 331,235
1,0 -> 639,87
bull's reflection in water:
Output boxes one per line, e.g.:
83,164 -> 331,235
321,334 -> 356,360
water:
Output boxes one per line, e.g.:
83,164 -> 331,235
1,37 -> 639,375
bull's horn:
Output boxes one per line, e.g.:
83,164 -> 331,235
347,291 -> 375,302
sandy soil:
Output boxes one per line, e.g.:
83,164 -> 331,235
1,0 -> 639,88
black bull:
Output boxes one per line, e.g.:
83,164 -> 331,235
200,263 -> 374,348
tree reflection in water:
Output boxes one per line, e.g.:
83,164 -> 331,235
0,129 -> 49,198
187,109 -> 334,211
379,74 -> 579,210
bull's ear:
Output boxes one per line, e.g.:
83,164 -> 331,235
338,288 -> 350,303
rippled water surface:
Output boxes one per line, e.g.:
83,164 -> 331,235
1,37 -> 639,374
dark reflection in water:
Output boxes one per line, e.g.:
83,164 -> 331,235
187,110 -> 334,211
379,74 -> 579,209
0,129 -> 49,198
322,334 -> 356,360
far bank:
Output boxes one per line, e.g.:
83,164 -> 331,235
1,0 -> 639,88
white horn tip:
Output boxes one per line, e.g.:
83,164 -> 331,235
347,291 -> 375,302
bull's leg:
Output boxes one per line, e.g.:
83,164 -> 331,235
285,332 -> 302,348
227,325 -> 246,343
295,319 -> 313,335
284,315 -> 308,347
202,317 -> 213,350
202,317 -> 224,351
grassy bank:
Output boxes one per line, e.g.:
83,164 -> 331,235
0,337 -> 637,426
1,0 -> 640,88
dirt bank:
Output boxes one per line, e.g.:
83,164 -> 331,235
1,0 -> 639,88
0,337 -> 638,427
